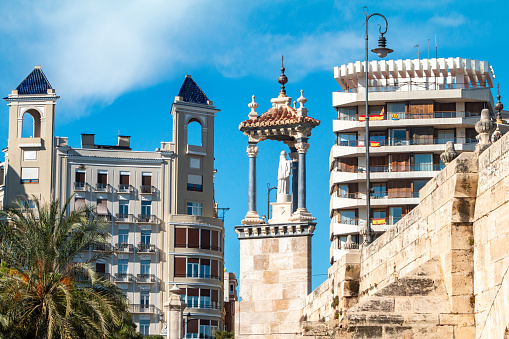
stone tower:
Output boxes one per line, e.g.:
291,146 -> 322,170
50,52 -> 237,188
3,66 -> 59,206
235,63 -> 320,338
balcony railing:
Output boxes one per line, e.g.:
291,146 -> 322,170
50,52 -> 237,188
186,302 -> 221,310
136,274 -> 156,283
335,164 -> 445,173
118,184 -> 134,193
91,243 -> 112,252
74,182 -> 90,191
97,272 -> 111,281
333,191 -> 419,200
98,213 -> 113,221
332,218 -> 402,227
137,214 -> 157,223
95,183 -> 111,193
337,109 -> 482,121
116,213 -> 135,223
114,273 -> 134,282
136,243 -> 157,253
130,304 -> 156,313
338,137 -> 476,147
175,244 -> 222,252
115,243 -> 134,252
175,273 -> 221,280
139,185 -> 155,194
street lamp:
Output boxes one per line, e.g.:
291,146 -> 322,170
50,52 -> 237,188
363,7 -> 393,244
267,183 -> 277,221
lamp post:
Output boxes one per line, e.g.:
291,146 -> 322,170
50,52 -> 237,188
363,7 -> 393,244
183,312 -> 191,338
267,183 -> 277,221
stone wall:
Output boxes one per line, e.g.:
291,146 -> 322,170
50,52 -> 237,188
473,134 -> 509,338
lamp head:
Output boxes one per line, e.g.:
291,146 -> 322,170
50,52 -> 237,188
371,34 -> 393,58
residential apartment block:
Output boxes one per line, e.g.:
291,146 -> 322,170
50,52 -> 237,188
1,68 -> 224,337
329,57 -> 499,263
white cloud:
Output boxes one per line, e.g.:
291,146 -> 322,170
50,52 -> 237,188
430,13 -> 466,27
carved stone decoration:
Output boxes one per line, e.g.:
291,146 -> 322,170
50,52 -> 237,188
475,108 -> 496,154
440,141 -> 459,165
277,151 -> 291,201
359,224 -> 369,245
246,145 -> 259,157
248,95 -> 259,120
295,142 -> 310,154
344,234 -> 358,250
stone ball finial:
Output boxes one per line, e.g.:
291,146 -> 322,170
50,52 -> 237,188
248,95 -> 259,120
475,108 -> 497,154
344,234 -> 358,250
440,141 -> 459,165
359,224 -> 369,244
297,90 -> 307,108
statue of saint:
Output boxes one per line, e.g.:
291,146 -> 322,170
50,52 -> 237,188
277,150 -> 291,200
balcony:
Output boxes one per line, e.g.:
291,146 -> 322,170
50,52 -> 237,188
138,214 -> 158,223
129,304 -> 157,313
187,302 -> 221,310
341,137 -> 476,148
114,273 -> 134,282
97,213 -> 113,222
136,243 -> 158,253
175,273 -> 221,281
91,243 -> 112,252
74,182 -> 90,192
118,184 -> 134,194
97,272 -> 112,281
136,274 -> 156,283
116,213 -> 135,223
115,243 -> 134,252
336,109 -> 482,121
139,185 -> 156,194
95,183 -> 111,193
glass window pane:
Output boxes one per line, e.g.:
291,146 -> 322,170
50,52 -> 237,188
390,207 -> 402,224
414,154 -> 433,171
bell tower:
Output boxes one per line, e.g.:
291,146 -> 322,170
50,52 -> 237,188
3,66 -> 59,205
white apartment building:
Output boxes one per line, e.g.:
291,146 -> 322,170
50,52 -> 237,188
330,57 -> 500,263
2,68 -> 224,337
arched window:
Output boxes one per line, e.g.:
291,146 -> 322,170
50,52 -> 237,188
187,119 -> 202,146
21,110 -> 41,138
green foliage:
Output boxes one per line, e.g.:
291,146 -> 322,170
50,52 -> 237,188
215,330 -> 234,339
142,336 -> 164,339
0,197 -> 132,339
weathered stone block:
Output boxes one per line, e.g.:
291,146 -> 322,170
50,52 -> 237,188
253,254 -> 269,270
454,325 -> 475,339
439,313 -> 474,326
349,297 -> 394,312
263,270 -> 279,284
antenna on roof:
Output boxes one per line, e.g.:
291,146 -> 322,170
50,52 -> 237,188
414,44 -> 421,60
435,35 -> 438,59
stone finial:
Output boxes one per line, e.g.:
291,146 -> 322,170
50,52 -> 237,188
440,141 -> 459,165
495,84 -> 504,123
296,90 -> 308,117
293,100 -> 297,109
492,125 -> 501,143
475,108 -> 496,154
359,224 -> 369,244
278,55 -> 288,97
344,235 -> 358,250
170,284 -> 181,294
248,95 -> 259,120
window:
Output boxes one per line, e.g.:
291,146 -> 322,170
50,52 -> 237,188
200,289 -> 211,309
414,154 -> 433,171
187,319 -> 199,338
187,202 -> 203,216
119,230 -> 129,244
201,229 -> 210,250
118,259 -> 128,274
230,283 -> 235,294
371,183 -> 387,199
390,129 -> 407,145
372,209 -> 386,221
96,199 -> 108,216
187,120 -> 202,146
21,167 -> 39,183
75,198 -> 85,210
200,259 -> 211,278
337,107 -> 357,121
387,102 -> 406,119
75,171 -> 85,186
96,263 -> 106,274
370,132 -> 386,146
187,174 -> 203,191
140,230 -> 151,244
188,228 -> 199,248
187,259 -> 199,278
389,207 -> 403,225
139,320 -> 150,336
21,110 -> 41,138
119,172 -> 129,185
339,185 -> 349,198
97,171 -> 107,184
141,173 -> 152,193
140,260 -> 150,275
187,288 -> 199,308
119,201 -> 128,215
141,201 -> 151,216
413,180 -> 428,197
339,210 -> 356,225
338,133 -> 356,146
189,157 -> 201,169
175,228 -> 187,248
22,200 -> 36,209
23,150 -> 37,161
437,129 -> 455,144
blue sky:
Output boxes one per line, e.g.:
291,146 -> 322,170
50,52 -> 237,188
0,0 -> 507,290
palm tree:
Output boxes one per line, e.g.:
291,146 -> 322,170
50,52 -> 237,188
0,197 -> 134,339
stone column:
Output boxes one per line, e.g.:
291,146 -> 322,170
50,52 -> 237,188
289,147 -> 298,213
164,284 -> 186,339
291,140 -> 315,221
242,142 -> 263,224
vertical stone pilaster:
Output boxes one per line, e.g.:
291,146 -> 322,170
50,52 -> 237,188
242,143 -> 263,224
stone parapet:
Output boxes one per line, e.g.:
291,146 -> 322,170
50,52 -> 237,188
234,222 -> 315,239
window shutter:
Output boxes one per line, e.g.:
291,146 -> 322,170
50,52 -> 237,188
188,229 -> 199,248
212,231 -> 218,250
211,289 -> 218,302
142,173 -> 152,186
174,257 -> 186,277
120,173 -> 129,185
201,259 -> 210,266
188,319 -> 198,333
187,174 -> 202,185
188,258 -> 199,264
21,167 -> 39,180
175,228 -> 186,247
211,260 -> 218,278
201,289 -> 210,297
201,229 -> 210,250
75,198 -> 85,210
187,288 -> 199,297
97,199 -> 108,215
200,319 -> 210,326
75,172 -> 85,182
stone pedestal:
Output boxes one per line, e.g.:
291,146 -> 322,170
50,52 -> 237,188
234,222 -> 315,339
269,201 -> 292,223
165,284 -> 187,339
